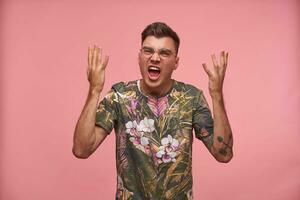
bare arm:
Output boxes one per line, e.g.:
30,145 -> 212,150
72,45 -> 109,159
202,51 -> 233,163
210,93 -> 233,163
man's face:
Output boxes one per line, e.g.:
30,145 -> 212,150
138,36 -> 179,94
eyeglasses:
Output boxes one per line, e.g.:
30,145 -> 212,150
140,46 -> 175,59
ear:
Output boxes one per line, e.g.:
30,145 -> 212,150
138,51 -> 142,63
173,56 -> 179,70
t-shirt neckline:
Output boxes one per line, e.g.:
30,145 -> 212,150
137,79 -> 175,99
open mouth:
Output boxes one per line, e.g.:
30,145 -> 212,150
148,66 -> 161,80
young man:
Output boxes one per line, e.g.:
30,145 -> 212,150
73,22 -> 233,200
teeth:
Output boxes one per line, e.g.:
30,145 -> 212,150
149,66 -> 160,71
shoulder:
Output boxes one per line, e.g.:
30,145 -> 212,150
111,80 -> 138,92
108,80 -> 139,100
173,80 -> 203,96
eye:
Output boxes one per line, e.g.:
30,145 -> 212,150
159,50 -> 171,57
142,48 -> 154,55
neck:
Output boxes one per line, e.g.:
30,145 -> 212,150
140,79 -> 174,98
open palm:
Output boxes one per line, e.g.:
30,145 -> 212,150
87,45 -> 109,93
202,51 -> 228,97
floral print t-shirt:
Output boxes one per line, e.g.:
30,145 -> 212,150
95,80 -> 214,200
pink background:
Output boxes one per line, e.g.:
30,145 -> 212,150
1,0 -> 300,199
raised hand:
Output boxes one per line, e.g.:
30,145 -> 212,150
202,51 -> 228,97
87,45 -> 109,93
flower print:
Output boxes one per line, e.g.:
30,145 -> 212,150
117,91 -> 136,101
126,120 -> 147,146
147,96 -> 169,117
125,119 -> 152,154
170,90 -> 192,104
123,91 -> 137,99
125,120 -> 138,136
116,175 -> 134,199
186,189 -> 194,200
156,134 -> 180,164
126,98 -> 138,116
113,93 -> 119,102
103,92 -> 116,104
167,104 -> 179,115
129,136 -> 149,150
129,133 -> 150,154
137,117 -> 155,133
96,104 -> 105,113
200,127 -> 209,137
170,90 -> 185,100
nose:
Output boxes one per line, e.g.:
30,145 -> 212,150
150,51 -> 160,62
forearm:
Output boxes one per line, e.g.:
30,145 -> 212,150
73,87 -> 101,158
211,93 -> 233,163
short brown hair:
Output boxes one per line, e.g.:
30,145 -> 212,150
141,22 -> 180,55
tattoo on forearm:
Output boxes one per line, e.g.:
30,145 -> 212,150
219,148 -> 227,156
217,135 -> 232,157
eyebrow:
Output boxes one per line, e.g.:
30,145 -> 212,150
142,46 -> 172,52
141,46 -> 153,50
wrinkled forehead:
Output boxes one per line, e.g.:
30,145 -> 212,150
142,36 -> 176,51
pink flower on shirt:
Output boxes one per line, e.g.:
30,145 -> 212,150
125,118 -> 154,154
156,134 -> 180,164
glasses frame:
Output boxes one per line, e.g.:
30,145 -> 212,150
140,46 -> 176,59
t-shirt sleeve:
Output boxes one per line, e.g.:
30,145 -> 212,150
192,90 -> 214,145
95,89 -> 118,134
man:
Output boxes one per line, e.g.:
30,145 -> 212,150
73,22 -> 233,200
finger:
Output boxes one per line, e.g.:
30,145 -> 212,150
86,66 -> 90,80
92,45 -> 98,67
95,47 -> 100,67
219,52 -> 229,79
219,51 -> 227,76
220,51 -> 225,67
91,45 -> 95,66
88,46 -> 92,67
211,54 -> 219,68
98,48 -> 103,66
225,52 -> 229,66
101,55 -> 109,69
202,63 -> 213,77
87,46 -> 92,79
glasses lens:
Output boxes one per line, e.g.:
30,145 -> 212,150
159,49 -> 172,58
141,47 -> 173,58
141,47 -> 154,56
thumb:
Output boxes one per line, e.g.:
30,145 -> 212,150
202,63 -> 213,77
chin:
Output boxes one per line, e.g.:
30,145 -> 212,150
146,76 -> 172,91
143,78 -> 162,89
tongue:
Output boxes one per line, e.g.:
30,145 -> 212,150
148,70 -> 160,80
149,70 -> 160,76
